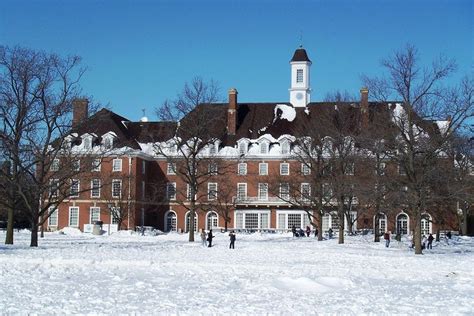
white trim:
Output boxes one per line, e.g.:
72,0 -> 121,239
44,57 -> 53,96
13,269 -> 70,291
234,209 -> 271,230
165,210 -> 177,232
259,162 -> 268,175
68,206 -> 79,227
396,212 -> 410,235
48,207 -> 58,227
89,207 -> 101,224
185,211 -> 199,232
112,158 -> 122,172
237,163 -> 247,175
166,182 -> 176,200
70,179 -> 80,197
112,179 -> 122,198
91,179 -> 101,198
276,210 -> 312,230
237,183 -> 247,200
421,212 -> 432,235
258,183 -> 268,200
206,211 -> 219,230
280,162 -> 289,175
208,182 -> 218,201
373,213 -> 387,235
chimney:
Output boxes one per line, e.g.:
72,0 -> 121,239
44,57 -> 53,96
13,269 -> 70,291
227,88 -> 238,135
360,87 -> 369,128
72,98 -> 89,128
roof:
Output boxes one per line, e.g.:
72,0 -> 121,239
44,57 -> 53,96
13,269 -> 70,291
290,47 -> 311,63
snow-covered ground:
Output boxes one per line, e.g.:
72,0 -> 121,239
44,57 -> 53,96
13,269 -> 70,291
0,230 -> 473,315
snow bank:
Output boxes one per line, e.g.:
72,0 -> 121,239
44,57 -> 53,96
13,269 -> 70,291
59,227 -> 82,236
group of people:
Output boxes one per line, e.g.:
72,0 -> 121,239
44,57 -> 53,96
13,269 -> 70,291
291,225 -> 320,238
200,229 -> 236,249
384,231 -> 436,250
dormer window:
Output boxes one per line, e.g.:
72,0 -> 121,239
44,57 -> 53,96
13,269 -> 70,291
296,69 -> 303,83
281,140 -> 290,155
83,136 -> 92,150
209,141 -> 219,155
238,142 -> 248,155
103,136 -> 113,149
260,142 -> 269,154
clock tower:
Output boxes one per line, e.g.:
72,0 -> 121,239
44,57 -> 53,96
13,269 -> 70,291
289,46 -> 311,107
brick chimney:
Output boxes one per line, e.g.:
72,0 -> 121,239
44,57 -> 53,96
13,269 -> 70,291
227,88 -> 238,135
360,87 -> 369,128
72,98 -> 89,128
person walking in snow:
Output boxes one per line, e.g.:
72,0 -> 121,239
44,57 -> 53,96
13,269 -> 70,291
207,229 -> 214,247
299,228 -> 305,238
314,228 -> 318,238
306,226 -> 311,237
292,225 -> 297,237
229,231 -> 236,249
384,231 -> 390,248
201,230 -> 207,247
328,228 -> 333,239
422,235 -> 427,250
427,233 -> 434,249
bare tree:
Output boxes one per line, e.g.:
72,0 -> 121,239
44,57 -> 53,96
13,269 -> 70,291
154,77 -> 226,242
207,177 -> 236,232
0,45 -> 95,247
362,44 -> 473,254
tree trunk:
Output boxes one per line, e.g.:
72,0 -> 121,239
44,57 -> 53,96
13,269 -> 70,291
460,210 -> 468,236
414,212 -> 422,255
317,211 -> 323,241
338,199 -> 344,244
374,214 -> 380,242
5,206 -> 14,245
436,228 -> 440,242
188,205 -> 195,242
224,219 -> 228,232
30,221 -> 38,247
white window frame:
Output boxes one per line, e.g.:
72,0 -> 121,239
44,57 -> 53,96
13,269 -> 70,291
83,136 -> 92,150
280,163 -> 290,175
90,207 -> 100,224
208,183 -> 218,201
91,179 -> 101,198
165,210 -> 177,232
421,213 -> 432,235
167,182 -> 176,200
376,162 -> 386,176
167,162 -> 176,175
208,162 -> 218,175
279,183 -> 290,200
70,179 -> 80,197
396,212 -> 410,235
374,213 -> 387,235
234,210 -> 271,230
50,179 -> 59,197
301,163 -> 311,175
92,158 -> 101,172
238,142 -> 248,155
48,207 -> 58,227
296,69 -> 303,83
68,206 -> 79,227
281,141 -> 290,155
185,211 -> 199,233
237,183 -> 247,200
50,159 -> 60,172
112,158 -> 122,172
258,183 -> 268,201
301,183 -> 311,202
238,163 -> 247,175
277,210 -> 312,230
260,141 -> 269,154
206,211 -> 219,230
259,163 -> 268,175
72,160 -> 80,172
112,179 -> 122,198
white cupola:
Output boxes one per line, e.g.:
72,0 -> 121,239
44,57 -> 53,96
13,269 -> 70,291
289,46 -> 311,107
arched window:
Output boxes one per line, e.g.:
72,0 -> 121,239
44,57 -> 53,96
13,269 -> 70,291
206,211 -> 218,230
185,212 -> 198,232
396,213 -> 409,235
421,213 -> 432,235
165,211 -> 177,232
374,213 -> 387,235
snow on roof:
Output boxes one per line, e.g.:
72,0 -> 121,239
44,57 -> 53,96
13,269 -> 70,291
274,104 -> 296,123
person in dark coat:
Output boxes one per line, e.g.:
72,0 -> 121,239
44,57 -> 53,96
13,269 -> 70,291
299,228 -> 305,237
328,228 -> 333,239
427,233 -> 434,249
446,231 -> 452,239
384,231 -> 390,248
207,229 -> 214,247
314,228 -> 319,238
306,226 -> 311,237
229,231 -> 236,249
292,225 -> 297,237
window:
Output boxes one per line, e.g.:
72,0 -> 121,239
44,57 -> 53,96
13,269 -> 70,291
301,163 -> 311,175
187,184 -> 196,201
398,164 -> 406,175
280,183 -> 290,200
112,158 -> 122,172
166,211 -> 177,232
83,137 -> 92,150
208,183 -> 218,200
112,180 -> 122,198
331,213 -> 340,230
91,179 -> 101,198
92,158 -> 101,172
258,183 -> 268,200
50,159 -> 60,172
281,141 -> 290,155
421,213 -> 432,235
322,183 -> 333,199
345,162 -> 355,175
259,163 -> 268,175
48,207 -> 58,227
69,207 -> 79,227
208,163 -> 218,175
207,211 -> 218,230
296,69 -> 303,83
141,181 -> 146,199
142,160 -> 146,175
70,179 -> 80,197
167,182 -> 176,200
72,160 -> 80,172
90,207 -> 100,224
301,183 -> 311,202
110,208 -> 120,224
376,162 -> 386,176
280,163 -> 289,175
260,142 -> 268,154
185,212 -> 198,232
375,213 -> 387,235
235,211 -> 270,230
238,142 -> 248,155
238,163 -> 247,175
167,163 -> 176,175
50,179 -> 59,197
209,143 -> 218,155
237,183 -> 247,200
396,213 -> 409,235
277,211 -> 311,230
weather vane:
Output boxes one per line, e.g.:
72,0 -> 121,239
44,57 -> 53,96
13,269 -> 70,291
142,108 -> 146,117
299,31 -> 303,48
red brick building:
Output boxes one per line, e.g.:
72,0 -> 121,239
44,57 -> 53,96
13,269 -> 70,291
46,47 -> 464,236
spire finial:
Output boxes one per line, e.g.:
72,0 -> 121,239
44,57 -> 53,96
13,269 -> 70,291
142,108 -> 146,117
299,31 -> 303,48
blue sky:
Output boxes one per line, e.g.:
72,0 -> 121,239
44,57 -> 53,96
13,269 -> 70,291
1,0 -> 472,121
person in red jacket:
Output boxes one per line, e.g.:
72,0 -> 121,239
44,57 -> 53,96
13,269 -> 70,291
384,231 -> 391,248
